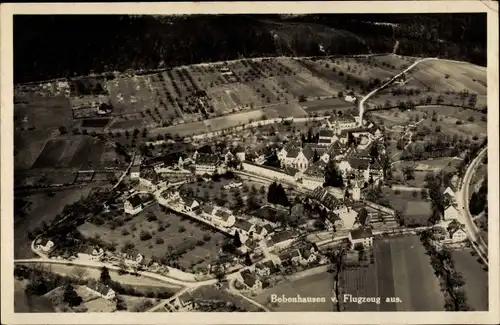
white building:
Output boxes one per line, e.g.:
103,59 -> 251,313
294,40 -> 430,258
235,145 -> 246,162
85,281 -> 116,300
348,227 -> 374,249
195,154 -> 219,175
124,194 -> 146,215
130,165 -> 141,179
239,270 -> 262,292
77,246 -> 104,261
36,239 -> 55,253
444,204 -> 461,221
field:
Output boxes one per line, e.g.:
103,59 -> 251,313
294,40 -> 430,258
380,188 -> 432,226
78,204 -> 227,272
14,186 -> 97,259
367,59 -> 486,111
14,279 -> 55,312
29,135 -> 125,170
253,271 -> 335,311
372,236 -> 445,311
14,95 -> 73,171
190,285 -> 263,311
451,249 -> 488,311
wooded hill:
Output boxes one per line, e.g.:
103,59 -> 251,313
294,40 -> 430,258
14,14 -> 486,83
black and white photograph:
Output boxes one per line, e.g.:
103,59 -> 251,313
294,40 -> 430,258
1,1 -> 498,324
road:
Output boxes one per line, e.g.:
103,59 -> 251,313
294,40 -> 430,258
455,147 -> 488,263
358,57 -> 437,126
228,278 -> 271,312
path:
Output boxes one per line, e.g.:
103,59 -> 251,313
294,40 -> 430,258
358,57 -> 437,126
228,278 -> 271,312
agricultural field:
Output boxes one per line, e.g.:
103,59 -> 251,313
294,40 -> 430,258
367,59 -> 487,110
451,249 -> 488,311
340,265 -> 379,311
300,97 -> 353,114
373,236 -> 445,311
14,186 -> 98,259
379,188 -> 432,226
78,204 -> 228,272
30,135 -> 125,170
253,271 -> 335,311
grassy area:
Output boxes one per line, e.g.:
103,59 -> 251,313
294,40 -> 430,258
78,204 -> 227,272
374,236 -> 445,311
451,249 -> 488,311
14,186 -> 97,259
380,188 -> 432,226
253,272 -> 335,311
14,279 -> 55,312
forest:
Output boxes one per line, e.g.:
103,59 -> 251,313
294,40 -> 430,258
14,14 -> 486,83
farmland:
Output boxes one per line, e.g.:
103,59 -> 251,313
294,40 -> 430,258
253,271 -> 335,311
373,236 -> 445,311
379,188 -> 432,226
78,204 -> 228,272
14,186 -> 99,259
451,250 -> 488,311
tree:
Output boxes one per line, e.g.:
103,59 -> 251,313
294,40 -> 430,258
233,230 -> 242,247
116,295 -> 127,311
244,252 -> 252,266
377,153 -> 392,180
403,166 -> 415,180
63,283 -> 83,307
71,267 -> 88,281
324,159 -> 344,188
58,126 -> 68,135
99,266 -> 111,284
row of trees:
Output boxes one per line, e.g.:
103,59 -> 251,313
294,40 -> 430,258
469,175 -> 487,216
267,182 -> 291,207
420,232 -> 470,311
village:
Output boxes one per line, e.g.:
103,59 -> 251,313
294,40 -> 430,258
29,104 -> 476,312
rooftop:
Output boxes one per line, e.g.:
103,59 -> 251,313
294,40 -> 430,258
350,227 -> 373,240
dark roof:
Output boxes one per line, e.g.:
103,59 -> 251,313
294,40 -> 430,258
130,165 -> 140,173
196,153 -> 219,165
202,204 -> 215,214
302,145 -> 314,160
348,157 -> 371,170
319,130 -> 335,138
127,194 -> 143,208
279,249 -> 300,261
214,209 -> 232,221
311,186 -> 328,201
283,167 -> 300,176
290,204 -> 305,218
240,269 -> 258,287
321,192 -> 338,210
244,239 -> 259,250
350,227 -> 373,240
286,148 -> 301,158
254,224 -> 264,234
183,197 -> 199,208
329,141 -> 344,155
271,231 -> 296,244
234,218 -> 254,232
263,224 -> 275,233
235,144 -> 245,153
318,138 -> 332,144
197,145 -> 213,154
263,260 -> 277,272
87,280 -> 113,295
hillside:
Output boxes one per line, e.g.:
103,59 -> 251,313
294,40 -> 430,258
14,14 -> 486,83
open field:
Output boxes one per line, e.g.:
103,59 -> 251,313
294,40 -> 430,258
300,97 -> 353,114
253,271 -> 335,311
379,188 -> 432,226
451,249 -> 488,311
189,285 -> 263,311
78,204 -> 227,272
374,236 -> 445,311
29,135 -> 125,170
14,186 -> 97,259
14,279 -> 55,312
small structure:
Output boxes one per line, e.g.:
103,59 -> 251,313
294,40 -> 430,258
168,292 -> 195,312
181,196 -> 200,212
269,230 -> 297,251
239,269 -> 262,292
124,194 -> 147,215
36,239 -> 55,253
77,246 -> 104,261
445,220 -> 468,243
85,280 -> 116,300
443,186 -> 456,200
235,145 -> 246,162
195,154 -> 219,175
444,204 -> 461,221
130,165 -> 141,179
348,227 -> 374,249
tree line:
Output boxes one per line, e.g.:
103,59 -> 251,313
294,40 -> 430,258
14,14 -> 485,83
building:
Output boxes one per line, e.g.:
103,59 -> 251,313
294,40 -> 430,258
36,239 -> 55,253
85,280 -> 116,300
334,205 -> 359,229
124,194 -> 153,215
338,157 -> 371,183
130,165 -> 141,179
269,230 -> 297,251
181,197 -> 200,212
298,246 -> 318,265
443,186 -> 456,200
325,114 -> 358,133
239,269 -> 262,292
445,220 -> 468,243
168,292 -> 195,311
444,204 -> 461,221
325,211 -> 344,230
352,180 -> 362,201
235,145 -> 246,162
233,218 -> 255,239
281,148 -> 310,172
195,154 -> 219,175
318,129 -> 337,145
123,251 -> 144,266
277,249 -> 302,266
254,262 -> 271,277
213,208 -> 236,228
77,246 -> 104,261
348,227 -> 374,249
222,149 -> 235,164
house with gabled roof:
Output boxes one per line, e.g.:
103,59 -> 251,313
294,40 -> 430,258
443,186 -> 456,200
130,165 -> 141,179
233,218 -> 255,239
325,113 -> 358,133
348,227 -> 374,249
269,230 -> 297,251
213,208 -> 236,228
124,194 -> 154,215
180,195 -> 200,212
239,269 -> 262,292
254,260 -> 277,277
77,246 -> 104,261
168,291 -> 196,311
444,203 -> 460,221
85,280 -> 116,300
277,249 -> 302,266
195,153 -> 219,175
445,220 -> 468,243
234,145 -> 246,162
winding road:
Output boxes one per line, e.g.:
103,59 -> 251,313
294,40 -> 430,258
455,147 -> 488,263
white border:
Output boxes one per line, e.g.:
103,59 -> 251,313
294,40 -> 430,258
1,2 -> 499,324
